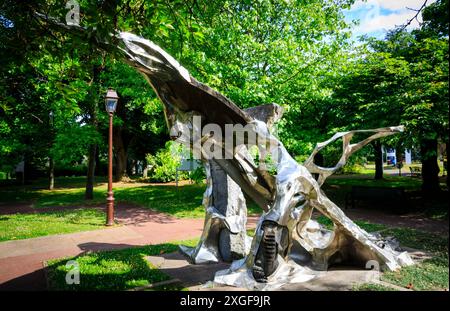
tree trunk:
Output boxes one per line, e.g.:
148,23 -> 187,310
446,139 -> 449,188
84,61 -> 102,199
95,147 -> 101,176
22,154 -> 27,185
420,138 -> 440,193
85,144 -> 97,200
143,159 -> 148,179
127,159 -> 136,176
48,157 -> 54,190
372,141 -> 383,180
113,126 -> 128,182
395,147 -> 403,176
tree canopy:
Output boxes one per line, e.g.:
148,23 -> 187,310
0,0 -> 448,194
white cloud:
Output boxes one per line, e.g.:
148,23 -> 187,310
346,0 -> 437,39
356,11 -> 422,33
350,0 -> 433,12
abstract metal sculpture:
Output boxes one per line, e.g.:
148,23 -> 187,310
115,32 -> 414,289
33,14 -> 414,289
180,104 -> 284,264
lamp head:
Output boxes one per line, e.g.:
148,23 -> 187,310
105,89 -> 119,113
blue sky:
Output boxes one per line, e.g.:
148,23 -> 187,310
343,0 -> 436,40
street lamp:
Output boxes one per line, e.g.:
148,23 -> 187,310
105,88 -> 118,226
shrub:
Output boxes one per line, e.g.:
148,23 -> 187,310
146,141 -> 187,182
54,163 -> 87,177
339,163 -> 365,174
190,166 -> 205,184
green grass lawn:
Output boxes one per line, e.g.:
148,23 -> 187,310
0,209 -> 106,242
0,177 -> 264,241
0,177 -> 263,217
44,217 -> 448,291
326,175 -> 423,189
316,215 -> 449,291
353,283 -> 397,291
46,238 -> 199,291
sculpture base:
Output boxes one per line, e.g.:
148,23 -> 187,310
213,225 -> 415,290
214,256 -> 320,291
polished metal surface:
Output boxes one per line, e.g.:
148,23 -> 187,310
101,31 -> 415,289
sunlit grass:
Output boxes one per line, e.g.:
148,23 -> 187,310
45,222 -> 448,291
115,184 -> 206,218
1,177 -> 263,218
353,283 -> 397,291
0,177 -> 265,241
316,215 -> 449,291
0,209 -> 106,241
46,238 -> 199,291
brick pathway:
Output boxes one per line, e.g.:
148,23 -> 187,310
0,204 -> 258,290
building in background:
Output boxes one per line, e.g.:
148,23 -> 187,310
383,147 -> 413,166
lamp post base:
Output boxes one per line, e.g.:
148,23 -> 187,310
106,191 -> 115,226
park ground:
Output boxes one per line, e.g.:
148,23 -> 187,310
0,165 -> 448,291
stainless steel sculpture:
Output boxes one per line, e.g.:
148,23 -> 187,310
114,32 -> 414,289
180,104 -> 284,264
180,160 -> 251,263
33,15 -> 415,289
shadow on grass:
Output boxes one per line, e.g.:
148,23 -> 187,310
43,240 -> 199,291
1,239 -> 222,291
34,190 -> 105,208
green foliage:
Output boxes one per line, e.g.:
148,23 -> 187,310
1,0 -> 448,194
51,125 -> 103,165
339,163 -> 366,174
190,166 -> 206,184
54,163 -> 88,177
145,141 -> 186,182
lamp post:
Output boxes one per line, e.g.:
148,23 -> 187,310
105,88 -> 119,226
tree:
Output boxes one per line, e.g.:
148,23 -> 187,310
324,0 -> 448,190
99,61 -> 167,181
1,0 -> 206,192
324,44 -> 410,178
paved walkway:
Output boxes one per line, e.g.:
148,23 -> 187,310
145,252 -> 413,291
0,204 -> 258,290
